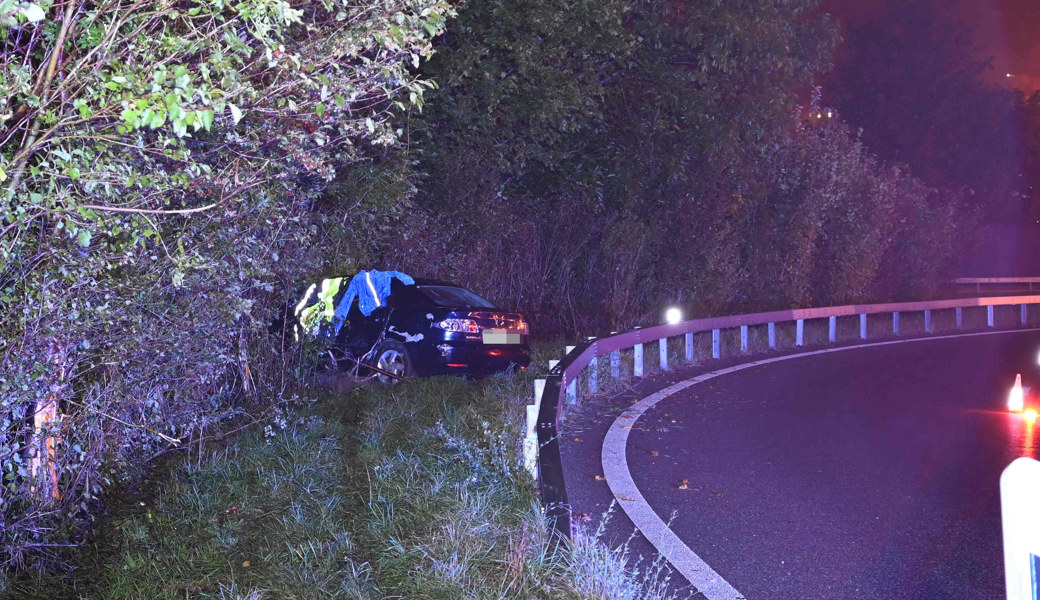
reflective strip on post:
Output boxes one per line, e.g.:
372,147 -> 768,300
860,313 -> 867,339
796,319 -> 804,346
768,322 -> 776,349
956,307 -> 963,329
685,332 -> 694,361
828,316 -> 836,343
988,305 -> 995,328
740,325 -> 748,353
893,311 -> 899,334
924,309 -> 931,333
659,338 -> 668,371
634,343 -> 644,377
712,329 -> 720,359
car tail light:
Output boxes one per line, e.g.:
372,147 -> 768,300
437,318 -> 480,333
517,320 -> 529,335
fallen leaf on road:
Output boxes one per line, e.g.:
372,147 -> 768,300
595,475 -> 606,481
650,450 -> 660,457
715,492 -> 726,497
242,560 -> 251,567
573,437 -> 583,442
678,479 -> 689,490
622,425 -> 632,429
619,495 -> 635,501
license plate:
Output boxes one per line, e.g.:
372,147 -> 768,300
483,328 -> 522,344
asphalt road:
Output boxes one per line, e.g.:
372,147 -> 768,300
623,331 -> 1040,599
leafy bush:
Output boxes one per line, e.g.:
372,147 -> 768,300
403,0 -> 970,334
0,0 -> 450,569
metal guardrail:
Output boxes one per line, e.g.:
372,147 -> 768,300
955,278 -> 1040,293
528,294 -> 1040,540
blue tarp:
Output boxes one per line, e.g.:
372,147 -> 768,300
331,270 -> 415,333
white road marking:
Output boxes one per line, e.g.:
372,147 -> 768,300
601,327 -> 1040,599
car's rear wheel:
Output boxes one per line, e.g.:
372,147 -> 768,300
373,340 -> 412,383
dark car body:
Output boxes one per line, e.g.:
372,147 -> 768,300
300,277 -> 531,379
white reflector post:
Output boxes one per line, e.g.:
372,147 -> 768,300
1010,373 -> 1025,413
1000,457 -> 1040,600
564,346 -> 577,404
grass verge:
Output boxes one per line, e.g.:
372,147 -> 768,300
7,374 -> 676,599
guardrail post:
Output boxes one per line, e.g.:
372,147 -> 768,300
768,322 -> 776,349
565,346 -> 577,404
610,349 -> 620,379
659,338 -> 668,371
924,309 -> 931,333
740,325 -> 748,353
988,305 -> 994,328
828,316 -> 836,342
712,329 -> 720,358
634,343 -> 644,377
524,379 -> 546,479
796,319 -> 804,346
892,311 -> 899,334
685,332 -> 693,361
588,356 -> 598,395
860,313 -> 867,339
1021,304 -> 1028,326
956,307 -> 963,329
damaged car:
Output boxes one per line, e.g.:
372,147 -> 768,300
291,270 -> 531,381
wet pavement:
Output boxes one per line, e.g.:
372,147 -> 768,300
560,330 -> 1040,599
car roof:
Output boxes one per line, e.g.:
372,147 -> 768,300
411,278 -> 465,288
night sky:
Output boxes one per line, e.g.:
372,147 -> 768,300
823,0 -> 1040,94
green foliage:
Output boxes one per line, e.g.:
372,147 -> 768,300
404,0 -> 965,334
0,0 -> 450,569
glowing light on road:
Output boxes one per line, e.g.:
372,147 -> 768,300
665,307 -> 683,325
1009,373 -> 1025,413
1025,410 -> 1038,425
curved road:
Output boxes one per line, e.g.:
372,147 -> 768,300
607,331 -> 1040,599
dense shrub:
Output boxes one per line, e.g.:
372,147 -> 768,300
0,0 -> 449,569
402,0 -> 969,335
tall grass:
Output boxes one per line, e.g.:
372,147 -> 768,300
7,374 -> 680,599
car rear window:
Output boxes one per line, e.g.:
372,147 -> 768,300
419,286 -> 496,308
